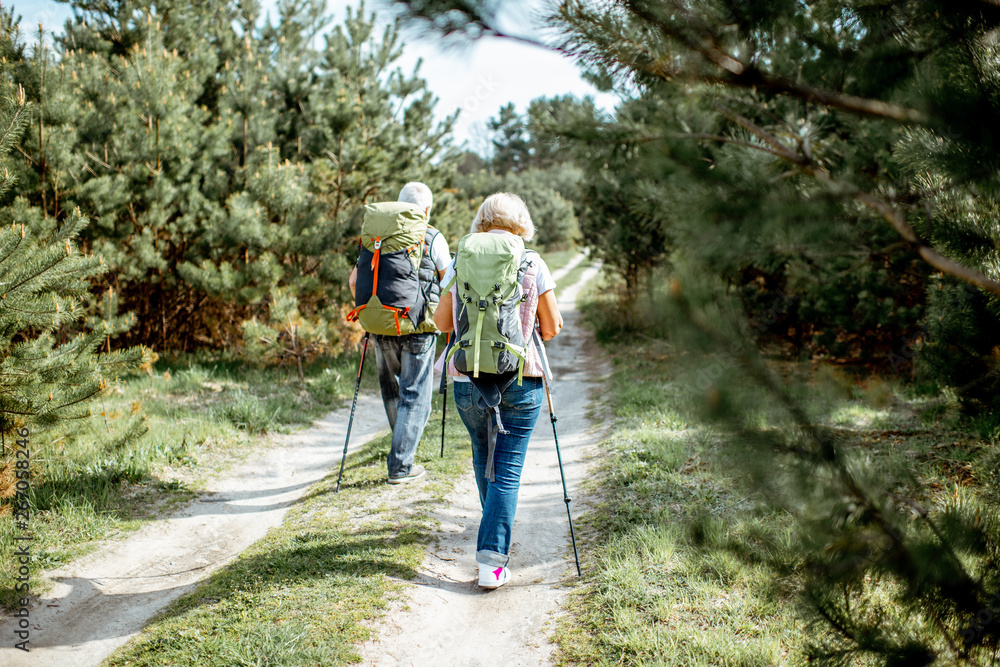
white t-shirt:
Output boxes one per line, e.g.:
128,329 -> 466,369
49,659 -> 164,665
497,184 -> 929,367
428,229 -> 451,273
440,234 -> 555,382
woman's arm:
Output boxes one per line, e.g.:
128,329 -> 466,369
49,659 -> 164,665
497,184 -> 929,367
536,289 -> 563,341
434,291 -> 455,333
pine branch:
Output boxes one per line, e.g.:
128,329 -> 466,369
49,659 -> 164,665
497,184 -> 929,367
626,1 -> 931,125
852,192 -> 1000,297
0,226 -> 26,268
683,132 -> 792,161
0,85 -> 29,157
704,107 -> 1000,298
4,251 -> 77,295
51,386 -> 103,412
674,291 -> 991,656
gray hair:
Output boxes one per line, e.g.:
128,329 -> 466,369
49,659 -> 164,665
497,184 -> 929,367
470,192 -> 535,241
398,182 -> 433,212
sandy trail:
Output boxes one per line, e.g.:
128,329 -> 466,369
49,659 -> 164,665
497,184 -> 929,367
358,254 -> 607,666
0,390 -> 391,665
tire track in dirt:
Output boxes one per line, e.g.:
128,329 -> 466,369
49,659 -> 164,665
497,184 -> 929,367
357,252 -> 608,666
0,393 -> 391,666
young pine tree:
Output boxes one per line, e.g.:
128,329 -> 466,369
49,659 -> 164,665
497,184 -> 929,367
0,58 -> 150,510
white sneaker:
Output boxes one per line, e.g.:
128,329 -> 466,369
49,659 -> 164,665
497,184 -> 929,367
478,563 -> 511,589
388,464 -> 426,485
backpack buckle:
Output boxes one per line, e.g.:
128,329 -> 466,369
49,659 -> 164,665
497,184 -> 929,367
373,238 -> 382,250
477,300 -> 488,311
459,340 -> 471,348
492,341 -> 505,349
494,283 -> 500,291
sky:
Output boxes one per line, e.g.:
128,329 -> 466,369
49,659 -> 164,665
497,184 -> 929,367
11,0 -> 617,151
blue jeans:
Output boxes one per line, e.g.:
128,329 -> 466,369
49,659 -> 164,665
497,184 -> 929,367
373,333 -> 436,477
454,378 -> 543,568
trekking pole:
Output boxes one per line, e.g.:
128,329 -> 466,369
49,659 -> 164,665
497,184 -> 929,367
439,332 -> 450,458
533,330 -> 582,577
336,332 -> 370,493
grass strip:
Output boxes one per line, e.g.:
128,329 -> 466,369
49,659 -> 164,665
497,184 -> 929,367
105,391 -> 472,666
538,248 -> 580,277
554,257 -> 596,299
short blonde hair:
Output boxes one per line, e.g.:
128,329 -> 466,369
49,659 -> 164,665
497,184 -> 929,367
470,192 -> 535,241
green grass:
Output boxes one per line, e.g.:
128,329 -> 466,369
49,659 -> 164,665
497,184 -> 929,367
0,352 -> 365,608
554,255 -> 596,298
105,390 -> 471,667
555,304 -> 999,665
540,248 -> 582,277
553,340 -> 800,666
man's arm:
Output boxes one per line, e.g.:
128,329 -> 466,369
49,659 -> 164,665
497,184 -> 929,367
349,266 -> 358,299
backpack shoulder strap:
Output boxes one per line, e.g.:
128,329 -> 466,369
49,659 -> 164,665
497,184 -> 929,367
443,256 -> 459,294
521,249 -> 539,291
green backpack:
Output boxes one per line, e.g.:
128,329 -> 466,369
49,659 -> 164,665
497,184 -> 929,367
445,232 -> 529,383
347,202 -> 438,336
444,231 -> 534,482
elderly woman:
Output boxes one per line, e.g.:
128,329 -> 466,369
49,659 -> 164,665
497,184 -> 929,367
434,192 -> 563,589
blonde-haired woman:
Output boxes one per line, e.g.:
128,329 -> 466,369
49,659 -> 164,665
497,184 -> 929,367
434,193 -> 563,589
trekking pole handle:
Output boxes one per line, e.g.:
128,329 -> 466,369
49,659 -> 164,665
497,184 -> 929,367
532,327 -> 556,416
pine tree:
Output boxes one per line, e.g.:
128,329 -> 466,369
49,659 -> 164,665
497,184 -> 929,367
448,97 -> 591,250
0,15 -> 150,510
11,0 -> 458,361
488,102 -> 529,175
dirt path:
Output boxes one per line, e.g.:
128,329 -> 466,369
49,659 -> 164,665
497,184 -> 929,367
0,393 -> 391,665
357,255 -> 608,666
0,251 -> 604,667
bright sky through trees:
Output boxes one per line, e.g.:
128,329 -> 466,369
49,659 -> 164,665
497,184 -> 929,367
13,0 -> 616,149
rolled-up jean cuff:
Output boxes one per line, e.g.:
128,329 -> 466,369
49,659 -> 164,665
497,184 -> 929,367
476,549 -> 509,568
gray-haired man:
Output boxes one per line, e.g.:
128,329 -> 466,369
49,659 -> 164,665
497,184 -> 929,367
349,182 -> 450,483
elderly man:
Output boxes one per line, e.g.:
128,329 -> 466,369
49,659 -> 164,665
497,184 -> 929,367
349,182 -> 450,483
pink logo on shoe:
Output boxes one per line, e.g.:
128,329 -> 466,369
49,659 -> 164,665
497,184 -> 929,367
492,567 -> 504,580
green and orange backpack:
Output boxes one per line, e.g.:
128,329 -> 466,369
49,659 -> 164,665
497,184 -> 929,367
347,202 -> 441,336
